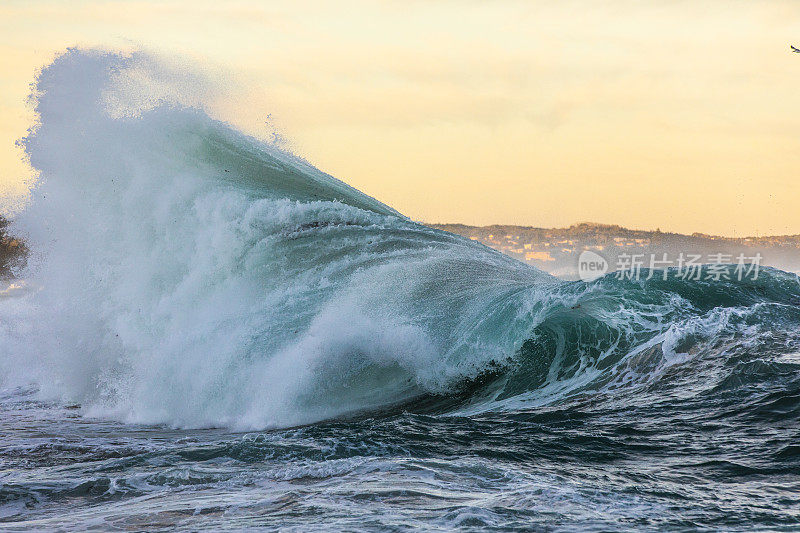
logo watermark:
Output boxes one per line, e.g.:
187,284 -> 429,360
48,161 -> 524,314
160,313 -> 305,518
578,250 -> 609,281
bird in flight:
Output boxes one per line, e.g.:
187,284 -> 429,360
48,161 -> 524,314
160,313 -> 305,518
792,45 -> 800,53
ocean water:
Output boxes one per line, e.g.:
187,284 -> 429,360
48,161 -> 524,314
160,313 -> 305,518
1,49 -> 800,531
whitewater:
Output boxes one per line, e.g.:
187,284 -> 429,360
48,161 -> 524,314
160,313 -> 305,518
1,49 -> 800,530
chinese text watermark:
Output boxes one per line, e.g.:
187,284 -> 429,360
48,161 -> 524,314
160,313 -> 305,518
579,251 -> 762,282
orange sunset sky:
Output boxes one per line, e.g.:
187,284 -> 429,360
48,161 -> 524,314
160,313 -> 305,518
1,0 -> 799,236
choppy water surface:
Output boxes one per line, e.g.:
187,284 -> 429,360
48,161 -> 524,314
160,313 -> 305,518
3,354 -> 800,532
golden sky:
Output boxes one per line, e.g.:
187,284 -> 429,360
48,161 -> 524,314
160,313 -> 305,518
1,0 -> 799,236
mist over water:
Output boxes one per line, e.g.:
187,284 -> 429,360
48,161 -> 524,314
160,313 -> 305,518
2,49 -> 800,530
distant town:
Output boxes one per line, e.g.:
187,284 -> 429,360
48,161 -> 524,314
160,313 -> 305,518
430,222 -> 800,279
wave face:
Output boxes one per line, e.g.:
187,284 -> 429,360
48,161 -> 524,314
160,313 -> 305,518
3,49 -> 800,432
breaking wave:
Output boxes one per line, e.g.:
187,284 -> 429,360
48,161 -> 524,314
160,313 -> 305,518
2,49 -> 800,430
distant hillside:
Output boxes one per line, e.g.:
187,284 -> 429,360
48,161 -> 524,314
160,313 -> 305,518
430,222 -> 800,279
